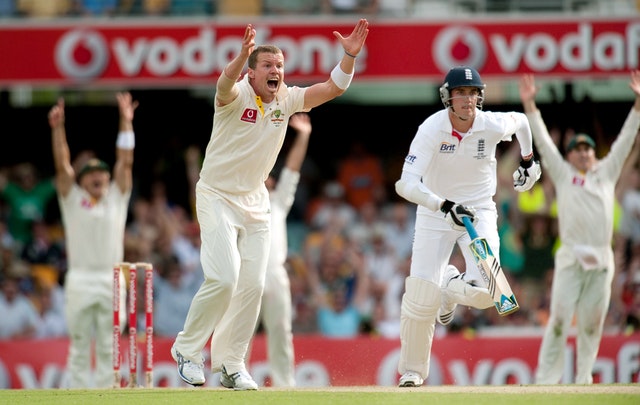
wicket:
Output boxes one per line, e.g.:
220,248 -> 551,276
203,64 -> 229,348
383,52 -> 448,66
113,262 -> 154,388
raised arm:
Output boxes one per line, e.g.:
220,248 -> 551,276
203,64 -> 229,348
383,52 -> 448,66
216,24 -> 255,107
303,19 -> 369,110
113,92 -> 138,194
49,98 -> 75,197
630,69 -> 640,112
284,113 -> 312,173
519,74 -> 539,114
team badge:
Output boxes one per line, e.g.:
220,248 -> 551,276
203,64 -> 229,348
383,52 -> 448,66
271,109 -> 285,128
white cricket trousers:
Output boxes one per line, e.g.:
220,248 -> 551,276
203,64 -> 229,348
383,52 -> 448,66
535,247 -> 614,384
64,270 -> 126,388
261,262 -> 295,387
174,183 -> 270,376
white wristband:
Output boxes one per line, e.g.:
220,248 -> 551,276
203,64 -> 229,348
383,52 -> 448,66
330,63 -> 353,90
116,130 -> 135,150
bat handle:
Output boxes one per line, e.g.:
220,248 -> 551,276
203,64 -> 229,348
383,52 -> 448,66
462,216 -> 478,239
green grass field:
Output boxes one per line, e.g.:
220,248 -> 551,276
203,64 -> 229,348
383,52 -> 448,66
3,385 -> 639,405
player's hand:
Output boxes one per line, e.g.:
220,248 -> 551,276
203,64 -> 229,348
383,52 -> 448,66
48,98 -> 65,129
441,200 -> 477,231
333,18 -> 369,57
513,159 -> 542,192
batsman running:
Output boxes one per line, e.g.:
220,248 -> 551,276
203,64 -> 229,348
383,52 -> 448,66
394,66 -> 541,387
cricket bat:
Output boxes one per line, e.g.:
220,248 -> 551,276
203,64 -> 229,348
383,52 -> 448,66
462,216 -> 520,316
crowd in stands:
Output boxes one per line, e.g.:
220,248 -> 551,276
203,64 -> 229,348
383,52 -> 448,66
1,121 -> 640,342
0,0 -> 407,18
1,0 -> 638,19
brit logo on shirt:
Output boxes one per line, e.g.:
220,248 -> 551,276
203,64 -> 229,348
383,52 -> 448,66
439,142 -> 456,153
241,108 -> 258,123
405,154 -> 417,164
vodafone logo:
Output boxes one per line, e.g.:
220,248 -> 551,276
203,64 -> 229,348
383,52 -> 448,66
434,22 -> 640,75
51,27 -> 359,81
433,26 -> 487,73
55,29 -> 109,79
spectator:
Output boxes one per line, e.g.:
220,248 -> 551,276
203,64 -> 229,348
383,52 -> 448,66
310,250 -> 370,338
370,255 -> 408,338
518,213 -> 556,308
321,0 -> 378,15
263,0 -> 319,14
304,224 -> 369,337
76,0 -> 118,16
382,201 -> 415,261
16,0 -> 73,17
153,254 -> 202,337
362,226 -> 399,304
337,140 -> 387,210
308,181 -> 357,231
348,201 -> 387,254
0,0 -> 16,17
0,276 -> 40,340
0,163 -> 57,249
288,253 -> 318,334
20,220 -> 66,281
33,283 -> 67,339
141,0 -> 170,15
217,0 -> 261,15
170,0 -> 214,15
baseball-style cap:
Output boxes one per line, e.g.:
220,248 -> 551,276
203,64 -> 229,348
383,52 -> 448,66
77,158 -> 110,180
567,133 -> 596,152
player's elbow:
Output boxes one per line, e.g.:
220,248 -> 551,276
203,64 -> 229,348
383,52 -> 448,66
395,178 -> 409,200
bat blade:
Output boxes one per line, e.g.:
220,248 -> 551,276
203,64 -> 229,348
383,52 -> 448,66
469,237 -> 519,316
462,217 -> 519,316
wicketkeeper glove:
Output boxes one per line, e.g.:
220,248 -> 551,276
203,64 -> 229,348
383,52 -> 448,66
441,200 -> 477,231
513,158 -> 542,192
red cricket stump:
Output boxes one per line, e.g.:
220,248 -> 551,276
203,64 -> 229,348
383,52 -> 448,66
113,262 -> 154,389
142,263 -> 154,388
128,263 -> 137,388
112,265 -> 121,388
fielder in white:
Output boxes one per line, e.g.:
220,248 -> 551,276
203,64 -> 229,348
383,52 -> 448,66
394,66 -> 542,387
260,112 -> 311,387
49,93 -> 137,388
519,71 -> 640,384
170,20 -> 369,390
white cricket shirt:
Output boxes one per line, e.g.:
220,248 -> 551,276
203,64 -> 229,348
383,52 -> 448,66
58,182 -> 130,272
199,74 -> 306,195
402,108 -> 529,210
527,108 -> 640,248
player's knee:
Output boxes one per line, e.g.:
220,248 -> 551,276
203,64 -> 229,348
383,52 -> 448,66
402,276 -> 440,319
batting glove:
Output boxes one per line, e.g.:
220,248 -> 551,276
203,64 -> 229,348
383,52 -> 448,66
513,158 -> 542,192
441,200 -> 477,231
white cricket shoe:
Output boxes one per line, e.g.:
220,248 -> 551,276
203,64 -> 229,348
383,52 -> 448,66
437,265 -> 460,326
220,365 -> 258,390
171,345 -> 205,386
398,371 -> 424,387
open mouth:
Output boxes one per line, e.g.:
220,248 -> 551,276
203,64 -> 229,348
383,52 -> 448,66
267,79 -> 278,90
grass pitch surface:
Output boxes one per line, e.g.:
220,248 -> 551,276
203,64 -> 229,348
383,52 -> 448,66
2,384 -> 639,405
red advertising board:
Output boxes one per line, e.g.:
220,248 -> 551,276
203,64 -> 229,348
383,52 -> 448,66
0,333 -> 638,388
0,17 -> 639,88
